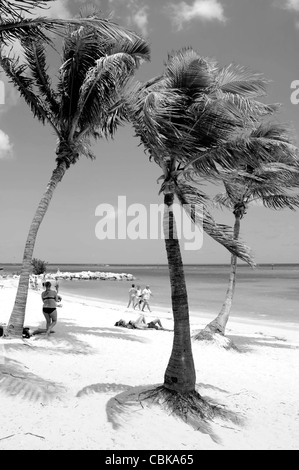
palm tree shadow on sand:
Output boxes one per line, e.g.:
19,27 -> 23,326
0,356 -> 65,403
226,333 -> 299,353
192,330 -> 298,353
76,382 -> 245,445
26,319 -> 147,356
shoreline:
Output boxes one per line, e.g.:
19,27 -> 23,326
1,277 -> 299,342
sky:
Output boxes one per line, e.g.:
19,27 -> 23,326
1,0 -> 299,266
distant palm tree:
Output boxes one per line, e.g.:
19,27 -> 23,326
126,49 -> 277,399
194,121 -> 299,341
0,20 -> 150,337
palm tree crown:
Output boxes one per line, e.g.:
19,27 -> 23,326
126,48 -> 285,264
1,18 -> 150,337
194,120 -> 299,340
1,23 -> 150,166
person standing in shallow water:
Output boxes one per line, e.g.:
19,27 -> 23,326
41,281 -> 61,336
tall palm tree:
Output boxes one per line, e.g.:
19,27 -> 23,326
125,49 -> 277,401
194,121 -> 299,340
0,20 -> 150,337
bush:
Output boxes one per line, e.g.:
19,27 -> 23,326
31,258 -> 48,275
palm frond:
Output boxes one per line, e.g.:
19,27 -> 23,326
0,54 -> 52,126
59,24 -> 150,130
251,121 -> 297,144
261,194 -> 299,211
58,28 -> 108,130
212,93 -> 280,122
22,39 -> 60,115
109,37 -> 151,63
0,16 -> 58,44
0,0 -> 54,18
164,49 -> 216,98
254,162 -> 299,181
213,192 -> 235,210
215,63 -> 269,98
73,53 -> 141,138
174,183 -> 255,266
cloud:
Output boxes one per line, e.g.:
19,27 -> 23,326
133,6 -> 149,35
32,0 -> 72,19
130,5 -> 149,36
283,0 -> 299,11
0,129 -> 13,159
168,0 -> 226,30
108,0 -> 150,36
275,0 -> 299,29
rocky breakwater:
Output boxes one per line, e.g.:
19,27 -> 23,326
45,271 -> 135,281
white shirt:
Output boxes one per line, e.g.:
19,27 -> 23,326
142,288 -> 152,300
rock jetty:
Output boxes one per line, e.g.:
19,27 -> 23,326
43,270 -> 135,281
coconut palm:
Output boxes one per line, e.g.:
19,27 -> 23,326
194,121 -> 299,341
125,49 -> 279,407
0,20 -> 150,337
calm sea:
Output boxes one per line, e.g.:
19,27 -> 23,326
2,263 -> 299,325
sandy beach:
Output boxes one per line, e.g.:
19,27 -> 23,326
0,277 -> 299,451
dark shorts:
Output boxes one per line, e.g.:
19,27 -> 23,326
43,307 -> 56,315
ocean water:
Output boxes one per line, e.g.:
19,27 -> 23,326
2,263 -> 299,325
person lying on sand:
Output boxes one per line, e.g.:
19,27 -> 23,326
115,314 -> 164,330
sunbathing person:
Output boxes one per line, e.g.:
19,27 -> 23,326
115,314 -> 164,330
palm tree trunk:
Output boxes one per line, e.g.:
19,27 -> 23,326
6,162 -> 67,337
163,192 -> 196,394
204,214 -> 241,336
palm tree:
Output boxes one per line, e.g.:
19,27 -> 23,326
194,121 -> 299,341
125,49 -> 278,408
0,20 -> 150,337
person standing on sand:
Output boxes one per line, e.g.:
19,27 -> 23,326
41,281 -> 61,336
133,285 -> 143,310
127,284 -> 137,308
141,285 -> 153,312
54,276 -> 60,293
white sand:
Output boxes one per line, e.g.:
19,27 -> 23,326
0,278 -> 299,450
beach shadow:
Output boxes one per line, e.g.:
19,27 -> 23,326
102,384 -> 244,446
196,382 -> 229,395
24,320 -> 148,356
76,382 -> 133,397
227,334 -> 299,352
0,356 -> 65,403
